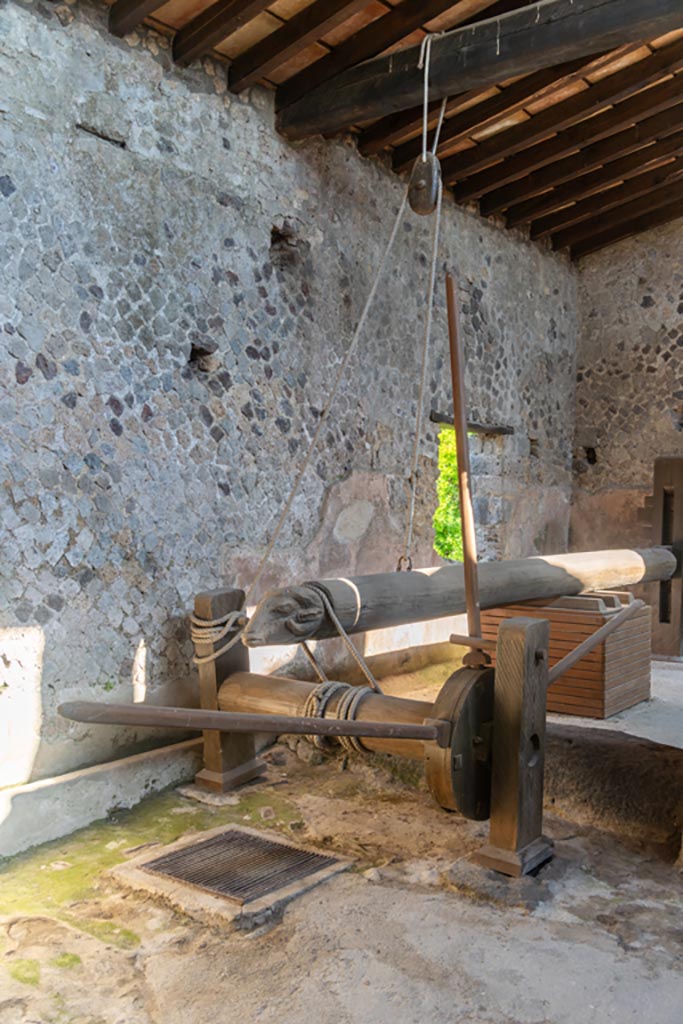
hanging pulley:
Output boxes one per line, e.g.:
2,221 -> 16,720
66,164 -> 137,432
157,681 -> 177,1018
408,153 -> 442,216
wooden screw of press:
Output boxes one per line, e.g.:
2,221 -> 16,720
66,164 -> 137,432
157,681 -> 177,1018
192,588 -> 266,792
445,273 -> 488,669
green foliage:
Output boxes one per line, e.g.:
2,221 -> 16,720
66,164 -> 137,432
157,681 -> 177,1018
433,427 -> 464,562
51,953 -> 82,969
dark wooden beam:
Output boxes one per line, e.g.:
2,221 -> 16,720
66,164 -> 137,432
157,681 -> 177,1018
479,100 -> 683,214
277,0 -> 683,140
391,55 -> 591,173
172,0 -> 272,67
554,175 -> 683,250
276,0 -> 467,112
505,128 -> 683,225
444,40 -> 683,190
228,0 -> 369,93
430,411 -> 515,435
109,0 -> 166,37
357,1 -> 530,156
570,195 -> 683,258
530,154 -> 683,238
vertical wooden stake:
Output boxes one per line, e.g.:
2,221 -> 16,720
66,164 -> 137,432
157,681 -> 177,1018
475,616 -> 554,877
446,273 -> 485,666
193,588 -> 265,793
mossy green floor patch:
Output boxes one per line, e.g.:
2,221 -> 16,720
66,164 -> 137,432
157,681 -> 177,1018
0,785 -> 298,938
8,957 -> 41,986
51,952 -> 82,969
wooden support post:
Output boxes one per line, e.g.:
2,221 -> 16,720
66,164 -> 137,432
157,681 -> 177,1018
652,457 -> 683,659
192,588 -> 265,792
475,617 -> 554,877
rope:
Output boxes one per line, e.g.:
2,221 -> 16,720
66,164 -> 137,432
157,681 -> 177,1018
301,680 -> 374,753
192,35 -> 454,662
399,175 -> 443,571
307,583 -> 382,694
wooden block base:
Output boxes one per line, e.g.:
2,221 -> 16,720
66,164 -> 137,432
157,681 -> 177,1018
195,758 -> 266,794
474,836 -> 554,878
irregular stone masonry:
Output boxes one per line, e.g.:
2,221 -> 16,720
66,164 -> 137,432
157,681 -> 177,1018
0,0 -> 577,783
571,219 -> 683,550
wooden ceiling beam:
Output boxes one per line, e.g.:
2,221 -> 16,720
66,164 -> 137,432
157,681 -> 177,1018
444,39 -> 683,189
451,72 -> 683,200
276,0 -> 683,140
505,129 -> 683,226
391,55 -> 591,173
357,0 -> 530,156
172,0 -> 272,66
530,152 -> 683,238
570,193 -> 683,258
109,0 -> 167,36
536,156 -> 683,242
276,0 -> 467,113
229,0 -> 369,93
478,100 -> 683,214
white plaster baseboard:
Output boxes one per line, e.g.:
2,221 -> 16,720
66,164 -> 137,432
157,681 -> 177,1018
0,739 -> 202,858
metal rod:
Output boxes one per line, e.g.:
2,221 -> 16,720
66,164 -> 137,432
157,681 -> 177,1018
58,701 -> 451,748
446,272 -> 484,660
547,599 -> 645,686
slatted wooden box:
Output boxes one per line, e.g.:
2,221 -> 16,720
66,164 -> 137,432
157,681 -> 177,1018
481,593 -> 651,719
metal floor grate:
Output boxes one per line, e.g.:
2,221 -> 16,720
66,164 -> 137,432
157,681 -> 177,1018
143,829 -> 340,905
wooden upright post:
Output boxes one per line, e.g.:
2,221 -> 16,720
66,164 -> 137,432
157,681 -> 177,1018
192,588 -> 265,792
475,616 -> 554,877
651,457 -> 683,658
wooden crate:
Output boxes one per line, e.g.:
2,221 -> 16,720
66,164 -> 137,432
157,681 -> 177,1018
481,593 -> 651,719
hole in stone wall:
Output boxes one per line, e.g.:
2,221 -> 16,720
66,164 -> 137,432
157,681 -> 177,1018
188,341 -> 219,373
529,438 -> 539,458
584,447 -> 597,465
269,219 -> 308,269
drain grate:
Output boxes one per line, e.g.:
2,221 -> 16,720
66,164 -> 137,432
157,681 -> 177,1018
143,828 -> 340,905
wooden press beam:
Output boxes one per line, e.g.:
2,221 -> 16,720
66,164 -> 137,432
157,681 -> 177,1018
276,0 -> 683,140
172,0 -> 272,67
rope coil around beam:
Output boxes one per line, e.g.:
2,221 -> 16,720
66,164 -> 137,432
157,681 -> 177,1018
302,680 -> 374,754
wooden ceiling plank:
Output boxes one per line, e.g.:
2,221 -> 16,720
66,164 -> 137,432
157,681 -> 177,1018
570,194 -> 683,258
450,70 -> 683,200
391,55 -> 595,173
228,0 -> 368,91
533,156 -> 683,240
276,0 -> 466,111
445,41 -> 683,192
505,128 -> 683,225
110,0 -> 169,37
276,0 -> 683,140
475,95 -> 683,215
172,0 -> 272,65
358,88 -> 493,157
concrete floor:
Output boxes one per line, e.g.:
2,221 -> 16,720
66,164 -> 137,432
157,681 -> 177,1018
1,694 -> 682,1024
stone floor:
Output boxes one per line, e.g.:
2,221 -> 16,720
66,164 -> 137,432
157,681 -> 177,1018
1,699 -> 682,1024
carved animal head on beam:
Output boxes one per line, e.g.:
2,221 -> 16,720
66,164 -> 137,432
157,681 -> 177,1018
244,586 -> 326,647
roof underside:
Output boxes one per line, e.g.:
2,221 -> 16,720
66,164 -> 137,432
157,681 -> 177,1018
107,0 -> 683,258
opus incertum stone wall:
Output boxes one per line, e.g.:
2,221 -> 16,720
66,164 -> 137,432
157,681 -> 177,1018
0,0 -> 577,786
571,219 -> 683,551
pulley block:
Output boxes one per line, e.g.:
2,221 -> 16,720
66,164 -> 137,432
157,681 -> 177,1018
408,153 -> 442,216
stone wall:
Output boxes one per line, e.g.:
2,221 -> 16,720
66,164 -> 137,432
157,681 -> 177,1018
0,0 -> 578,788
571,218 -> 683,551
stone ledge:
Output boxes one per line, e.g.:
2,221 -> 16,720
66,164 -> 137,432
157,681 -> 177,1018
0,739 -> 202,858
